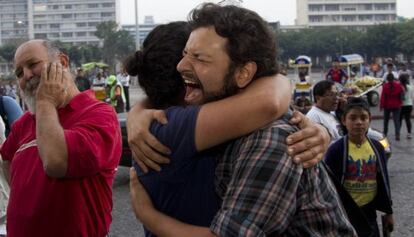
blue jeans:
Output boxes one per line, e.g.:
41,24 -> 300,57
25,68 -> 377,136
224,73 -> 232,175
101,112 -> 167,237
383,108 -> 401,136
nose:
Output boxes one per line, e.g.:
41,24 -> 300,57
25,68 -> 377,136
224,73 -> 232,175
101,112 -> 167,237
177,55 -> 190,74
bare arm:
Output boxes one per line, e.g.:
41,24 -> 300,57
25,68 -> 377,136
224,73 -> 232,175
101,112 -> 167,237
195,74 -> 291,150
35,63 -> 73,177
130,168 -> 217,237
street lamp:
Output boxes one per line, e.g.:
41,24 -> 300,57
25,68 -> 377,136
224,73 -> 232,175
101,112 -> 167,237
134,0 -> 140,50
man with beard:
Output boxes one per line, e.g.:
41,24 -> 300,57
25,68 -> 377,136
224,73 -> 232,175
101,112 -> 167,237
0,40 -> 121,236
129,4 -> 356,237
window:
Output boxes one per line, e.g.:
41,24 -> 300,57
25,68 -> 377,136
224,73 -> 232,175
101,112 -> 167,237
101,12 -> 113,17
88,4 -> 98,8
48,33 -> 59,38
76,22 -> 86,27
102,3 -> 114,8
50,23 -> 60,29
64,5 -> 72,9
309,4 -> 323,12
76,32 -> 86,37
62,14 -> 72,19
88,22 -> 98,27
52,5 -> 59,10
375,4 -> 388,11
325,4 -> 339,11
343,15 -> 356,22
364,4 -> 372,10
309,15 -> 323,22
62,32 -> 73,37
34,33 -> 47,39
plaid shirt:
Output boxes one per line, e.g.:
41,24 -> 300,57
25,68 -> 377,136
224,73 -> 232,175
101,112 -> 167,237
210,114 -> 357,237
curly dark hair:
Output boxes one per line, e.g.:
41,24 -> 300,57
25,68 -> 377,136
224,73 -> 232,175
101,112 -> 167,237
188,3 -> 278,80
123,21 -> 191,109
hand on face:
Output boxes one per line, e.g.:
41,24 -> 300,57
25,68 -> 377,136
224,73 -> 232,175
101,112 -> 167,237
36,62 -> 71,108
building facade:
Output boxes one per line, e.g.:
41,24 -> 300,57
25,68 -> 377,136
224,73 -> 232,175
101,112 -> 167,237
0,0 -> 29,45
296,0 -> 397,28
0,0 -> 119,46
122,15 -> 157,47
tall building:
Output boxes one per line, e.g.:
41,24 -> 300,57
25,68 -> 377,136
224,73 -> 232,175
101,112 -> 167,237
0,0 -> 29,45
0,0 -> 119,46
296,0 -> 397,29
122,16 -> 157,46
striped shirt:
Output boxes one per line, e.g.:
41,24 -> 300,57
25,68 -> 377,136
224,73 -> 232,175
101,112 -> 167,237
210,114 -> 357,237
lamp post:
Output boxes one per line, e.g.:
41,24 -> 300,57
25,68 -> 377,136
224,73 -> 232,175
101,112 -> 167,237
134,0 -> 140,50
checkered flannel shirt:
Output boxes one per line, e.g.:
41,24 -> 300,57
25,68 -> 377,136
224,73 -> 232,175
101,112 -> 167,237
210,114 -> 357,237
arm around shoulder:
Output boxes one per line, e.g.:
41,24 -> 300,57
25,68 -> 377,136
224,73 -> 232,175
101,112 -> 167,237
195,74 -> 291,151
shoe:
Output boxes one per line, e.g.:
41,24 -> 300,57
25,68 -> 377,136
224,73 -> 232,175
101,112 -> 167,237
396,135 -> 400,141
408,134 -> 412,139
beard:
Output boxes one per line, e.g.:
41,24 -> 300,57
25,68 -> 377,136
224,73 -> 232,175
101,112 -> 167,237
21,76 -> 41,114
202,64 -> 239,104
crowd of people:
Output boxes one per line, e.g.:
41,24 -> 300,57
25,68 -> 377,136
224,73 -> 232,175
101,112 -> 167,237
0,2 -> 411,237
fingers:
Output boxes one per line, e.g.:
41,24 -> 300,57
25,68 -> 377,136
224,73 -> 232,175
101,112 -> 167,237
133,152 -> 149,173
144,133 -> 171,156
289,110 -> 303,125
153,110 -> 168,125
41,63 -> 48,82
286,126 -> 316,147
130,145 -> 163,172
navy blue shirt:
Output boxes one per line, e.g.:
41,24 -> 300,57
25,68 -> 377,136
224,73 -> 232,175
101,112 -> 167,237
133,106 -> 220,236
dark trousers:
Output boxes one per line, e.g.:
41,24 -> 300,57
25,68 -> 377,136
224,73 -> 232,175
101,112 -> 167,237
400,105 -> 412,134
383,108 -> 401,136
123,86 -> 130,111
360,203 -> 380,237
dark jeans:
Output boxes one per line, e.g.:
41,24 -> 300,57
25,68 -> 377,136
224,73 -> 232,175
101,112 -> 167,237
383,108 -> 401,136
123,86 -> 130,111
400,105 -> 412,134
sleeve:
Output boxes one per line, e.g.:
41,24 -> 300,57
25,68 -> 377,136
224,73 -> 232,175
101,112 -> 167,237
210,126 -> 302,237
150,106 -> 200,163
64,105 -> 122,178
323,142 -> 342,181
380,85 -> 386,109
2,96 -> 23,126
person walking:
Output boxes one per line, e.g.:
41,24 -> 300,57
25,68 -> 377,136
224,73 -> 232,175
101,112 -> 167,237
117,68 -> 131,111
380,73 -> 404,140
399,74 -> 413,139
325,97 -> 394,237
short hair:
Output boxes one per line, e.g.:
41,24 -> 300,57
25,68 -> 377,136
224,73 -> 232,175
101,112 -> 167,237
188,3 -> 278,80
123,21 -> 190,109
313,80 -> 334,103
41,40 -> 61,60
342,97 -> 371,118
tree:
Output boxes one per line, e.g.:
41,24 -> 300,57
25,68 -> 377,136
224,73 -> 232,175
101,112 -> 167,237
0,44 -> 18,62
394,20 -> 414,66
94,21 -> 135,67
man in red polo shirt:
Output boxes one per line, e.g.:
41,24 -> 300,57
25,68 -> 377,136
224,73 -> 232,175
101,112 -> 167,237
0,40 -> 121,237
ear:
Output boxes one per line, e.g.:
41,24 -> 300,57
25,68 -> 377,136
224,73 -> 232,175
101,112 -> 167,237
234,61 -> 257,89
58,53 -> 70,68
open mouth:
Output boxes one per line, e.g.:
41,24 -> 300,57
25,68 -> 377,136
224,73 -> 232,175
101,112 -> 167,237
183,79 -> 201,89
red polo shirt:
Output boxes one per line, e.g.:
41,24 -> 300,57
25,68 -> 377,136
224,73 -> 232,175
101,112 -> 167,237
0,90 -> 122,237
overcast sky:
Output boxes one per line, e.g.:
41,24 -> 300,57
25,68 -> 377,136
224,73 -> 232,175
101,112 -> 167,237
120,0 -> 414,25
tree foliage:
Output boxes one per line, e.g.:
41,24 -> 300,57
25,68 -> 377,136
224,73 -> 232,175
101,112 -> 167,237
94,21 -> 135,67
277,22 -> 412,67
